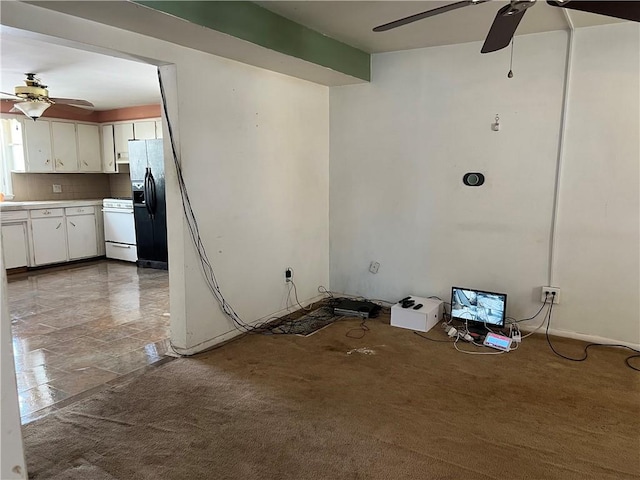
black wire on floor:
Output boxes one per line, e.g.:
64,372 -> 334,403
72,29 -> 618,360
345,319 -> 370,339
545,302 -> 640,372
413,331 -> 452,343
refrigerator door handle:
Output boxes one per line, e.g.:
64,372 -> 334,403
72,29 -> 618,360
144,169 -> 153,218
145,167 -> 157,218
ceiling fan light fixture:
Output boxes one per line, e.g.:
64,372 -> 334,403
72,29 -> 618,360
15,100 -> 51,121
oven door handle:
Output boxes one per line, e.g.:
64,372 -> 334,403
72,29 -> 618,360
102,208 -> 134,214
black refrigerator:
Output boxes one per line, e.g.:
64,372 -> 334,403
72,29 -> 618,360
129,139 -> 168,270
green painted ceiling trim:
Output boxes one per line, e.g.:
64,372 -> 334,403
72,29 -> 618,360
134,1 -> 370,81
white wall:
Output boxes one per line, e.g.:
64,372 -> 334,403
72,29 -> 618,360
176,57 -> 329,350
331,31 -> 568,317
1,234 -> 27,479
1,2 -> 329,353
330,26 -> 639,344
553,23 -> 639,343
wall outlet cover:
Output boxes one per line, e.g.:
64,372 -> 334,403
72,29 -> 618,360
369,261 -> 380,274
541,286 -> 561,304
52,184 -> 62,193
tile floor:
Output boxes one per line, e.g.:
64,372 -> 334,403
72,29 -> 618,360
7,260 -> 172,424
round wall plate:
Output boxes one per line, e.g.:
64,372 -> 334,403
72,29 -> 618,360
463,172 -> 485,186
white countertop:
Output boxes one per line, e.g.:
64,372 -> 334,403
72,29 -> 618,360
0,199 -> 103,211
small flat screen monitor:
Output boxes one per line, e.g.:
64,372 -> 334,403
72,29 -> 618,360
450,287 -> 507,329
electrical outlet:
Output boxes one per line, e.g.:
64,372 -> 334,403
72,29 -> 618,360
540,287 -> 561,304
369,261 -> 380,274
52,184 -> 62,193
285,268 -> 293,283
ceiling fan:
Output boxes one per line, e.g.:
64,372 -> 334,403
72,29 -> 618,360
0,73 -> 94,120
373,1 -> 640,54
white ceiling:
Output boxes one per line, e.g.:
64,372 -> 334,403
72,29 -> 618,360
0,27 -> 160,111
0,1 -> 627,109
256,1 -> 624,53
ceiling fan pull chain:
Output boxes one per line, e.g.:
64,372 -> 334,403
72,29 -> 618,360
508,38 -> 514,78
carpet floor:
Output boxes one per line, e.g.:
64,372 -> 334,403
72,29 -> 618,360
22,315 -> 640,479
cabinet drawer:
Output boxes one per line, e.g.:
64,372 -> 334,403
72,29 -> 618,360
105,242 -> 137,262
65,206 -> 95,216
1,211 -> 29,222
31,208 -> 64,218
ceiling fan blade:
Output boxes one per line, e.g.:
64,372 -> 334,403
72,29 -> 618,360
50,97 -> 94,107
0,91 -> 21,100
373,0 -> 490,32
48,103 -> 94,116
547,1 -> 640,22
481,4 -> 528,53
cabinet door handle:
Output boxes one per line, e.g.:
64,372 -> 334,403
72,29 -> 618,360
70,221 -> 76,227
112,244 -> 131,249
44,210 -> 50,215
45,159 -> 50,164
83,161 -> 89,166
56,223 -> 62,230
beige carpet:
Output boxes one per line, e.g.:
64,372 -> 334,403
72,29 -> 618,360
23,315 -> 640,479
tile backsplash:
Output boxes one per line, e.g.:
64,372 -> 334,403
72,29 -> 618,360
10,172 -> 130,201
108,166 -> 133,199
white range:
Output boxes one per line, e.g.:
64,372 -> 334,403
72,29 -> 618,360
102,198 -> 137,262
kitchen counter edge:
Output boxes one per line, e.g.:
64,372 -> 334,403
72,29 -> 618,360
0,200 -> 104,212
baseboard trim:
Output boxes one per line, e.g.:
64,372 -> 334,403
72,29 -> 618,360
173,293 -> 327,356
520,326 -> 640,351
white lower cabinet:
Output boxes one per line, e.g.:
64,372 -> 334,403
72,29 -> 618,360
26,204 -> 102,266
66,213 -> 98,260
1,223 -> 29,269
31,215 -> 67,266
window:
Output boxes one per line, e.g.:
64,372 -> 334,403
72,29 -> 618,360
0,117 -> 24,199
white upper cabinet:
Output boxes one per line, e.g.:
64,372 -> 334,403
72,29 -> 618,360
23,120 -> 53,172
101,124 -> 117,173
134,121 -> 156,140
105,119 -> 162,166
13,115 -> 161,174
114,123 -> 134,163
77,124 -> 102,172
51,121 -> 78,172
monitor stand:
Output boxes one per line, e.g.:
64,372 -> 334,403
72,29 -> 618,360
466,324 -> 489,336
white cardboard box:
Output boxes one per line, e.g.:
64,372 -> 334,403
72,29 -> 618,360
391,296 -> 443,333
